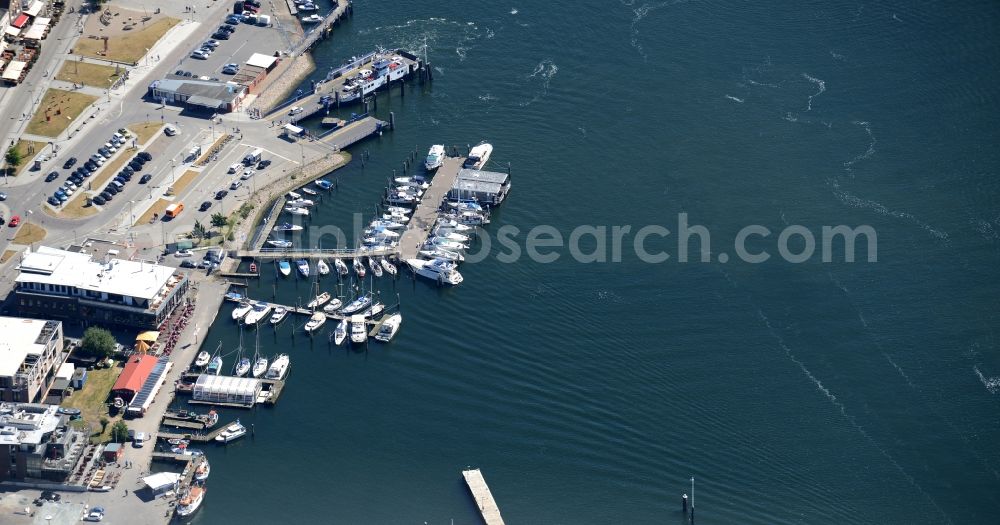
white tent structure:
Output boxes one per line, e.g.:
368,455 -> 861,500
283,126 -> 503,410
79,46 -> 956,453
192,374 -> 261,406
142,472 -> 181,495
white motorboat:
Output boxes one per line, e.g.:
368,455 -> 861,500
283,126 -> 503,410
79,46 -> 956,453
434,230 -> 470,243
394,175 -> 427,186
352,258 -> 366,278
374,313 -> 402,342
304,312 -> 326,333
332,318 -> 348,345
448,200 -> 484,213
267,239 -> 293,249
214,421 -> 247,443
301,14 -> 323,23
380,257 -> 397,276
424,144 -> 445,170
350,315 -> 367,344
243,302 -> 273,325
340,292 -> 372,315
288,198 -> 315,207
368,257 -> 383,277
464,142 -> 493,170
407,258 -> 464,285
269,306 -> 288,324
386,191 -> 418,205
206,356 -> 223,375
231,301 -> 253,321
425,237 -> 467,251
251,356 -> 269,378
317,259 -> 330,275
419,248 -> 464,262
278,260 -> 292,276
322,298 -> 344,314
286,191 -> 302,200
296,259 -> 310,278
298,3 -> 318,12
385,206 -> 412,215
266,354 -> 290,379
284,206 -> 310,216
382,212 -> 410,223
301,187 -> 318,196
443,211 -> 489,225
315,179 -> 333,190
274,222 -> 303,232
175,486 -> 205,517
436,218 -> 473,232
370,219 -> 406,230
233,357 -> 251,377
307,292 -> 331,308
194,351 -> 210,367
194,459 -> 210,481
334,258 -> 349,276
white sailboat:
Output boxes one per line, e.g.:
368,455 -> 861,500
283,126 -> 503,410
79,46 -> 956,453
340,292 -> 372,315
317,259 -> 330,276
380,257 -> 397,277
368,257 -> 383,277
322,298 -> 344,314
234,356 -> 251,377
307,292 -> 331,308
334,258 -> 349,277
252,356 -> 269,378
332,318 -> 348,345
304,312 -> 326,333
352,258 -> 366,278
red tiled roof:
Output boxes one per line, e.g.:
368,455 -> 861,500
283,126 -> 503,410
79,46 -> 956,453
13,14 -> 30,29
111,355 -> 158,395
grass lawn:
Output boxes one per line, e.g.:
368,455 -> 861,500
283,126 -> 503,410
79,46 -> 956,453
126,121 -> 163,145
6,139 -> 47,176
25,89 -> 98,138
75,18 -> 180,64
10,222 -> 47,245
136,198 -> 170,225
51,147 -> 137,218
0,249 -> 16,263
169,170 -> 200,196
54,61 -> 122,89
63,365 -> 122,443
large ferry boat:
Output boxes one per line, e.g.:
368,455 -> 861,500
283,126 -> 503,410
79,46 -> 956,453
338,53 -> 411,103
176,486 -> 205,517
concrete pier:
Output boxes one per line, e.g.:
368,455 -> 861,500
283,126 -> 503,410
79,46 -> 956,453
399,156 -> 465,259
462,468 -> 505,525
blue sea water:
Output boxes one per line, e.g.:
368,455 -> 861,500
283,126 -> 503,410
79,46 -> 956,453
186,1 -> 1000,523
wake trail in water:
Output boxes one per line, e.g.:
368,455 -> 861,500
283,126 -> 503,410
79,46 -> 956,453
973,366 -> 1000,394
802,73 -> 826,111
519,60 -> 558,107
828,178 -> 949,242
843,120 -> 876,171
724,95 -> 744,103
755,308 -> 953,524
619,0 -> 689,60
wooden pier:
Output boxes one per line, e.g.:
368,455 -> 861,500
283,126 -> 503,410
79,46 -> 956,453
161,417 -> 207,430
237,245 -> 396,260
157,420 -> 239,442
319,116 -> 387,150
150,452 -> 195,463
399,156 -> 465,259
462,468 -> 505,525
222,294 -> 392,325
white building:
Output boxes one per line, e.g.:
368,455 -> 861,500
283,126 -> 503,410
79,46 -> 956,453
0,317 -> 63,403
14,246 -> 189,330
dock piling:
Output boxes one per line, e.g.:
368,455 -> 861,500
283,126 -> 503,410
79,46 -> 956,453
389,111 -> 395,131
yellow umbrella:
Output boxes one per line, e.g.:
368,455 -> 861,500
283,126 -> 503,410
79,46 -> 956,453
135,331 -> 160,342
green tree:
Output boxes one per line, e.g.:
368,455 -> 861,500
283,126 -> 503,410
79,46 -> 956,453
210,213 -> 228,229
80,327 -> 116,359
5,146 -> 22,175
192,221 -> 207,240
110,420 -> 129,443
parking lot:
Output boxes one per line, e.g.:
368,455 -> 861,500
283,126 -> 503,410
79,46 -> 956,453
171,14 -> 288,82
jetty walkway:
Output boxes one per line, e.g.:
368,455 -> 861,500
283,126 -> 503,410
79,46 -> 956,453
462,468 -> 505,525
399,156 -> 465,259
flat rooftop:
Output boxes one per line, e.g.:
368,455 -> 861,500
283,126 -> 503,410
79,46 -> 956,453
0,317 -> 59,379
16,246 -> 179,302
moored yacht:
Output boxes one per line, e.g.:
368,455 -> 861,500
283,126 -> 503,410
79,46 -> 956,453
267,239 -> 294,249
334,258 -> 349,276
296,259 -> 310,278
307,291 -> 331,308
275,222 -> 303,232
317,259 -> 330,275
350,315 -> 368,344
233,357 -> 251,377
214,421 -> 247,443
380,257 -> 397,277
425,144 -> 445,170
407,258 -> 464,285
374,313 -> 402,342
194,459 -> 210,481
352,258 -> 366,278
278,260 -> 292,276
266,354 -> 290,379
332,318 -> 348,345
252,356 -> 269,378
176,486 -> 205,517
231,301 -> 253,321
340,292 -> 372,315
206,356 -> 223,375
242,302 -> 273,325
322,298 -> 344,314
464,142 -> 493,170
284,206 -> 310,216
304,312 -> 327,333
269,306 -> 288,325
194,351 -> 210,367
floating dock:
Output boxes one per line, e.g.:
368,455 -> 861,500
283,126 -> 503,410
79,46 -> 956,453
462,468 -> 505,525
319,116 -> 387,150
399,156 -> 466,259
157,420 -> 240,442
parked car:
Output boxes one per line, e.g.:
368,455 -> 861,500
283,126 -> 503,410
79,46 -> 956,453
230,180 -> 242,190
56,193 -> 69,203
63,157 -> 77,169
0,191 -> 6,200
179,259 -> 197,268
241,169 -> 254,180
129,160 -> 143,171
191,50 -> 209,60
63,181 -> 77,190
8,215 -> 20,227
103,142 -> 117,153
174,250 -> 193,258
91,195 -> 105,205
89,154 -> 105,165
139,174 -> 153,184
203,39 -> 220,48
105,185 -> 119,195
257,159 -> 271,169
212,31 -> 230,40
222,63 -> 239,75
183,70 -> 194,77
289,106 -> 304,115
138,151 -> 153,162
47,196 -> 60,206
164,124 -> 178,136
215,190 -> 229,199
100,191 -> 113,201
84,506 -> 105,522
199,201 -> 212,211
